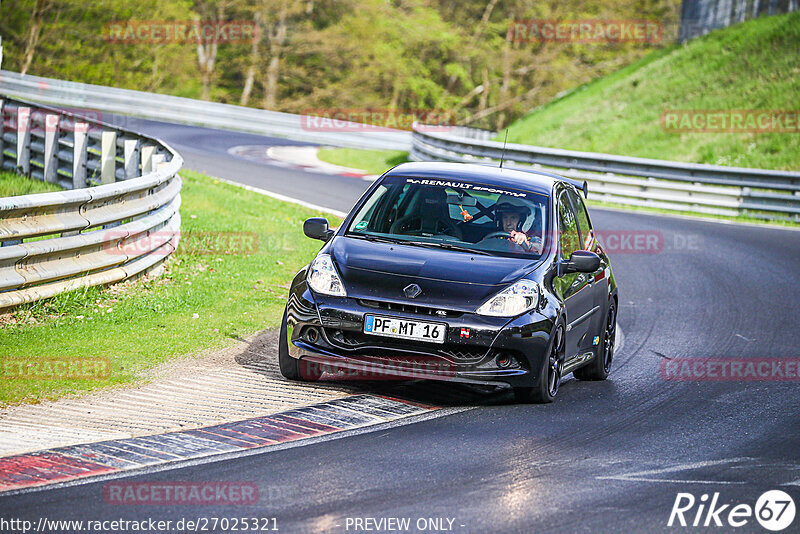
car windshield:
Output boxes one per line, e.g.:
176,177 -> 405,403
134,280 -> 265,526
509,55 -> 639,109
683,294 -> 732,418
346,175 -> 549,258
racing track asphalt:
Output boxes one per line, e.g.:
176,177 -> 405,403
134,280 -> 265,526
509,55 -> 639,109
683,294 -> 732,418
2,119 -> 799,533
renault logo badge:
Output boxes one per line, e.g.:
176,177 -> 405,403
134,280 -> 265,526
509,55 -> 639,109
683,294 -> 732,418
404,284 -> 422,299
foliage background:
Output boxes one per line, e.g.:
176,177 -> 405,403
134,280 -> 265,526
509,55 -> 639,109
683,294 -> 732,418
1,0 -> 679,130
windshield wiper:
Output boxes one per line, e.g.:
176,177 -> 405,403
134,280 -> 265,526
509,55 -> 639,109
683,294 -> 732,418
350,233 -> 404,244
350,233 -> 494,256
401,241 -> 494,256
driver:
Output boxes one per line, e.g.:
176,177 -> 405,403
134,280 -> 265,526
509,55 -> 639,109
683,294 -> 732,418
495,198 -> 542,253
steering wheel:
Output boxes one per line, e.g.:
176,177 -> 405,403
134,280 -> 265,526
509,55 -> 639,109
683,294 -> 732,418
481,231 -> 512,241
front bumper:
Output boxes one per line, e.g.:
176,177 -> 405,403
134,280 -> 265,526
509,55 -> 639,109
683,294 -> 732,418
286,283 -> 555,388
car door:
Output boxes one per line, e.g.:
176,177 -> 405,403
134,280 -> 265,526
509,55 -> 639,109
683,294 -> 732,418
566,188 -> 606,351
555,188 -> 595,360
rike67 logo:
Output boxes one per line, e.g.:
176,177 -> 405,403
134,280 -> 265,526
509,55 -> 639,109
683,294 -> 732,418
668,490 -> 795,531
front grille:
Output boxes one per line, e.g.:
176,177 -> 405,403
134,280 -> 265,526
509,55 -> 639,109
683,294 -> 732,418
358,299 -> 462,318
326,328 -> 363,347
443,348 -> 490,363
323,328 -> 489,365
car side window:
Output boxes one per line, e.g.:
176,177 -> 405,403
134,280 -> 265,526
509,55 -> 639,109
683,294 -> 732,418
558,191 -> 581,259
567,189 -> 595,250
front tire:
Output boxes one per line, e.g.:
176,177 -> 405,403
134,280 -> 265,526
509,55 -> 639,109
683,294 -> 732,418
574,301 -> 616,381
514,322 -> 564,404
278,309 -> 301,380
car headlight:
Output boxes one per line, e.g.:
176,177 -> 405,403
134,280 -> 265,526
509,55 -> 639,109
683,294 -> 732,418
476,279 -> 539,317
307,254 -> 346,296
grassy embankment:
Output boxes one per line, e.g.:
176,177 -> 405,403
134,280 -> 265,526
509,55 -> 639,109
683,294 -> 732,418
0,171 -> 63,196
0,170 -> 339,405
501,11 -> 800,170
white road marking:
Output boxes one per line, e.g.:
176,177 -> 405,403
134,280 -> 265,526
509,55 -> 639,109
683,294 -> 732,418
597,457 -> 752,485
615,323 -> 625,353
208,175 -> 348,218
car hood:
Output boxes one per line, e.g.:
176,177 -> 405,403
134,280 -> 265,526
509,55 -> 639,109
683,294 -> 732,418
330,236 -> 540,311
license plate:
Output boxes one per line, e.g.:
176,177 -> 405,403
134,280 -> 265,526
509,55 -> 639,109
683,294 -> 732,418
363,314 -> 446,344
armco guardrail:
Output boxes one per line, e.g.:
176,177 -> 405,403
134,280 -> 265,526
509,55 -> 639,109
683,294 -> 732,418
0,95 -> 182,309
0,70 -> 411,151
411,125 -> 800,221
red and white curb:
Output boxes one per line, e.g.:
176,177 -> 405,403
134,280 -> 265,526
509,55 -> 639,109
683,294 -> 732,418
0,395 -> 437,494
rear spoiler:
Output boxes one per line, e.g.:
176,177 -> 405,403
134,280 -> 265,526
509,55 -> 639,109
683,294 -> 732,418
563,178 -> 588,198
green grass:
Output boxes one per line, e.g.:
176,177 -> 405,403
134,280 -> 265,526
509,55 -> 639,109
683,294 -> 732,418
0,170 -> 340,406
0,171 -> 63,196
317,148 -> 409,175
502,11 -> 800,171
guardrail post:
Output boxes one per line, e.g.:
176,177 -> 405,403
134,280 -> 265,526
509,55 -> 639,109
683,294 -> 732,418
151,154 -> 166,171
141,144 -> 155,173
16,106 -> 31,176
100,130 -> 117,184
44,113 -> 60,184
123,138 -> 139,179
0,95 -> 185,310
73,122 -> 88,189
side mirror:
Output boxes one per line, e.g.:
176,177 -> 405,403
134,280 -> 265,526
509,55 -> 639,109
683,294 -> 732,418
561,250 -> 600,275
303,217 -> 335,241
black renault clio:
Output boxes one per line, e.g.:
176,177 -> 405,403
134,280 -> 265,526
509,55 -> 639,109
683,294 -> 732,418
279,162 -> 618,403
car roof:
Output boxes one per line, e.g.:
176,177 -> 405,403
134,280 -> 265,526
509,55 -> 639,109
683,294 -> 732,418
383,161 -> 566,197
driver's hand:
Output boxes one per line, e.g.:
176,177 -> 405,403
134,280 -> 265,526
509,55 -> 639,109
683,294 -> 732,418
509,231 -> 528,245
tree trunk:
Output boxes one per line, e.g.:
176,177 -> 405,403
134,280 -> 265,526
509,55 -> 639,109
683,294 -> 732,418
462,84 -> 540,125
263,4 -> 288,110
473,0 -> 500,41
495,34 -> 512,130
240,66 -> 256,106
479,67 -> 490,113
389,81 -> 401,110
240,11 -> 263,106
197,39 -> 218,101
446,0 -> 499,92
195,4 -> 225,102
20,0 -> 49,75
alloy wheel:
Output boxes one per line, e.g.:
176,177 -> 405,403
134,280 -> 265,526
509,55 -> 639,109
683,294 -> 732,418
548,325 -> 565,397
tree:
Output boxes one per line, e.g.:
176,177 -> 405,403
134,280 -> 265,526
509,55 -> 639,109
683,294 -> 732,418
19,0 -> 50,75
193,0 -> 235,101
